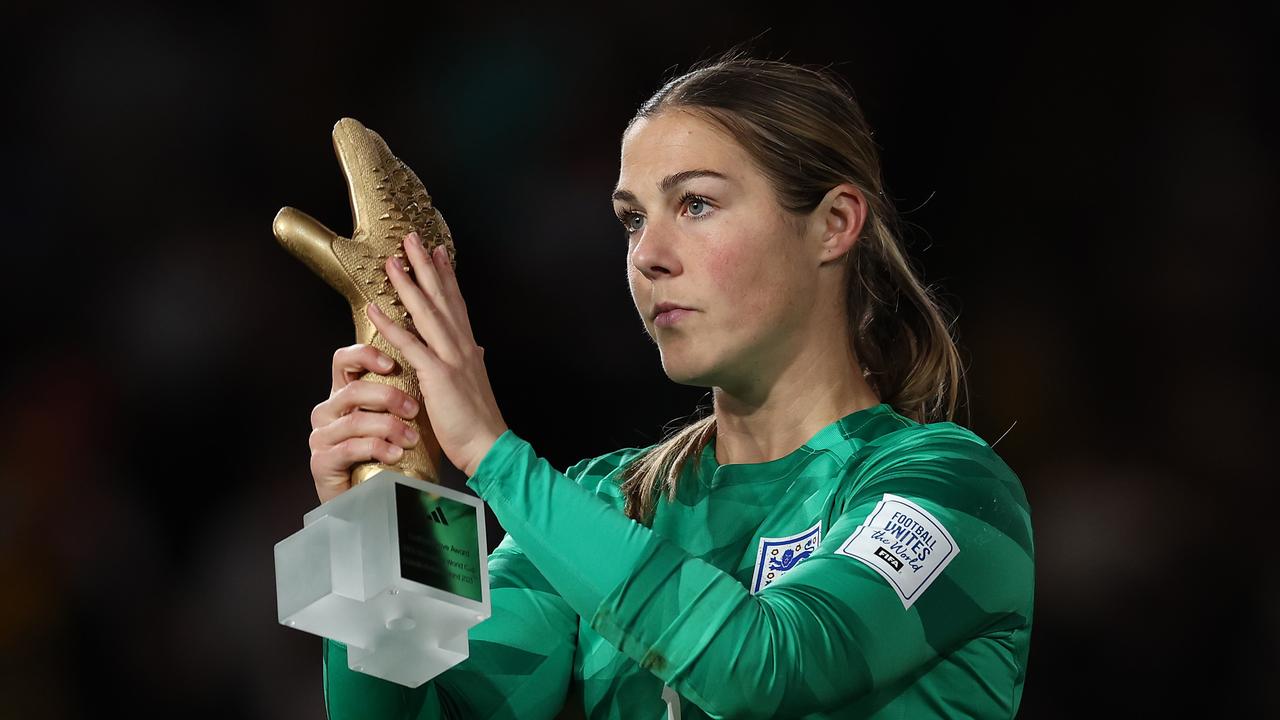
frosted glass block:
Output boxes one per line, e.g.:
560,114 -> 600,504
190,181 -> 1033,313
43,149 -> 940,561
275,470 -> 490,687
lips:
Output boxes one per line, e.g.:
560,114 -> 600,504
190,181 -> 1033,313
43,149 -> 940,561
654,307 -> 693,328
652,302 -> 693,320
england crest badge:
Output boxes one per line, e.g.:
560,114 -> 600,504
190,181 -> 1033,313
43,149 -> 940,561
750,520 -> 822,593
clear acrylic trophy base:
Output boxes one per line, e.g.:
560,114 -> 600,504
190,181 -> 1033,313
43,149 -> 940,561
274,470 -> 490,688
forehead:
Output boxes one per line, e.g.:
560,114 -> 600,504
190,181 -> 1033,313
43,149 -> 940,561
616,111 -> 749,185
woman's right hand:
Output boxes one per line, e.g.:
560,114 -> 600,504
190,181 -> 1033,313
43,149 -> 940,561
308,343 -> 422,503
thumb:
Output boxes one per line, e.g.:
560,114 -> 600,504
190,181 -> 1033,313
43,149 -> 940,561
272,206 -> 361,299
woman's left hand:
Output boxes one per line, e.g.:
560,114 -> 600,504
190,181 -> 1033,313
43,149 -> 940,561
366,230 -> 508,478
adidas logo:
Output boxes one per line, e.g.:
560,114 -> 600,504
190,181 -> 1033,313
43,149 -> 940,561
428,507 -> 449,525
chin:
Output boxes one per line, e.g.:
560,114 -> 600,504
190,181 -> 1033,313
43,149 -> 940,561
658,349 -> 718,388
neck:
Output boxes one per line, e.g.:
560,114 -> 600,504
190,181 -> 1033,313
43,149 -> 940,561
711,334 -> 880,466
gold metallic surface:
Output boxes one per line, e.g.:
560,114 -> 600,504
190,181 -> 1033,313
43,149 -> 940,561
273,117 -> 455,486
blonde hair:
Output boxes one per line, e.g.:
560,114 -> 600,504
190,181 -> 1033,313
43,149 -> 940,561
618,50 -> 969,526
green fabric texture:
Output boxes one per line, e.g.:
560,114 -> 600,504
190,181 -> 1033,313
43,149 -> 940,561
322,403 -> 1034,719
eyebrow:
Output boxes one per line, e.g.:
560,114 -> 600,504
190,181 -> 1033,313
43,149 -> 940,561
611,169 -> 730,205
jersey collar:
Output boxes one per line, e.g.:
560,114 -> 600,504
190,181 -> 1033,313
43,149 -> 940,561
698,402 -> 899,486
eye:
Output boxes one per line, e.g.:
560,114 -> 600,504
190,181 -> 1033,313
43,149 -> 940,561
678,191 -> 713,219
615,208 -> 644,238
613,192 -> 714,240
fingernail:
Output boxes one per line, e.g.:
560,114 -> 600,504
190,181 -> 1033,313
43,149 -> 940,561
377,355 -> 393,371
388,445 -> 404,460
403,397 -> 418,415
405,427 -> 420,444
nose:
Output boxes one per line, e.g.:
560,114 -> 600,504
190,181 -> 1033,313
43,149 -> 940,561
630,218 -> 682,282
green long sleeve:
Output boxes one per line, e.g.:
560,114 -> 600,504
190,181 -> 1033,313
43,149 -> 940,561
321,402 -> 1033,719
464,413 -> 1033,719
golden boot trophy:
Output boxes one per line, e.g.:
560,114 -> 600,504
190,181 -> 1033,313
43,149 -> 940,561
272,118 -> 491,688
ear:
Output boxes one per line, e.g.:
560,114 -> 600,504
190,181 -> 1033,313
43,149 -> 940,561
812,183 -> 868,265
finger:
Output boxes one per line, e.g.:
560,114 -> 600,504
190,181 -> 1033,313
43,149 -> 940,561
428,241 -> 476,345
312,379 -> 419,429
331,344 -> 397,393
389,237 -> 460,361
402,232 -> 451,320
312,437 -> 405,497
399,229 -> 471,340
309,409 -> 420,453
332,436 -> 404,468
366,301 -> 444,375
330,435 -> 404,468
334,378 -> 420,419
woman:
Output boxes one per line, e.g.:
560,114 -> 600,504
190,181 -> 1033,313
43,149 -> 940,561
308,52 -> 1034,719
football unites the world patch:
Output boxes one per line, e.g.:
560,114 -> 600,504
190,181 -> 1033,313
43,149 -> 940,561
835,493 -> 958,609
751,520 -> 822,594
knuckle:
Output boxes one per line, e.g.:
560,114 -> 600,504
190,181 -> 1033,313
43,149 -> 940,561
337,437 -> 364,461
341,380 -> 368,402
311,450 -> 338,481
384,414 -> 405,436
383,385 -> 402,409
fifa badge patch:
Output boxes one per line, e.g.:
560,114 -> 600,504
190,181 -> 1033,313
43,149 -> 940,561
835,493 -> 958,609
751,520 -> 822,593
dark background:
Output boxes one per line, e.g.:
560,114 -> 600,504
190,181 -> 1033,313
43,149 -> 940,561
2,1 -> 1275,717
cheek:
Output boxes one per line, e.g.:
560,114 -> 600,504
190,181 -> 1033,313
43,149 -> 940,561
703,242 -> 785,323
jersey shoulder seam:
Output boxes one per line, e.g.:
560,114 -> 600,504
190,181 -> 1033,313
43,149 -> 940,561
827,422 -> 1015,513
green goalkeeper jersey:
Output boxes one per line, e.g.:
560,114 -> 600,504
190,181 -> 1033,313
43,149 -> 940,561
323,402 -> 1034,719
